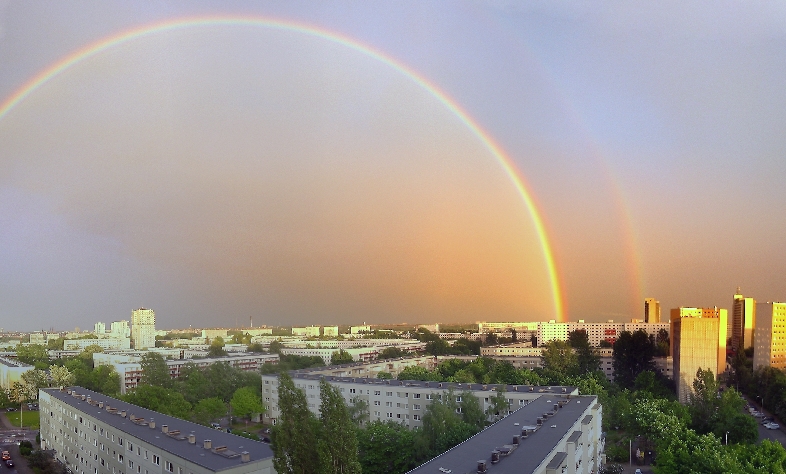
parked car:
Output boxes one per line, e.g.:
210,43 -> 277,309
6,407 -> 16,412
5,460 -> 13,468
210,423 -> 221,429
2,451 -> 10,460
765,422 -> 780,430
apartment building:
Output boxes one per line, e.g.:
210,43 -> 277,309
64,338 -> 131,351
94,353 -> 279,394
261,371 -> 578,427
406,395 -> 603,474
753,302 -> 786,371
39,387 -> 274,474
279,341 -> 426,364
0,356 -> 33,390
732,289 -> 756,352
671,307 -> 727,403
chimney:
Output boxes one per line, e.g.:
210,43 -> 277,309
149,420 -> 155,429
512,435 -> 520,445
240,452 -> 250,463
121,410 -> 127,418
161,425 -> 168,434
81,395 -> 86,401
98,402 -> 104,409
203,440 -> 212,450
188,434 -> 195,444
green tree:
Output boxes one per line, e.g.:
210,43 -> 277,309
122,385 -> 191,419
317,379 -> 361,474
458,391 -> 486,431
21,369 -> 49,398
541,340 -> 578,377
16,344 -> 49,367
48,365 -> 75,387
208,337 -> 228,357
612,330 -> 656,388
376,371 -> 393,380
331,349 -> 354,365
357,421 -> 417,474
139,352 -> 171,388
193,398 -> 226,427
347,396 -> 369,426
417,389 -> 476,458
377,347 -> 406,359
247,343 -> 265,353
567,330 -> 601,374
486,388 -> 509,423
269,340 -> 283,354
271,373 -> 320,474
230,386 -> 264,421
398,366 -> 439,381
47,337 -> 64,351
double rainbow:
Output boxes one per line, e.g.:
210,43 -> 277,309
0,15 -> 566,322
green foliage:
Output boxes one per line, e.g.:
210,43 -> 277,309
357,421 -> 417,474
541,340 -> 579,377
122,385 -> 192,419
331,349 -> 354,365
397,366 -> 441,381
376,371 -> 393,379
230,386 -> 264,421
417,389 -> 478,458
261,354 -> 325,374
486,388 -> 509,423
347,396 -> 369,426
268,340 -> 283,353
686,369 -> 757,444
612,330 -> 656,389
458,391 -> 486,430
271,373 -> 320,474
317,379 -> 361,474
139,352 -> 172,388
193,397 -> 226,425
47,337 -> 64,350
16,344 -> 49,367
208,337 -> 228,357
246,343 -> 265,353
377,347 -> 406,359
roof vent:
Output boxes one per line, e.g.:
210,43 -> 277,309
521,429 -> 529,438
240,452 -> 250,463
149,420 -> 156,429
491,450 -> 501,464
512,435 -> 520,445
529,386 -> 534,392
98,402 -> 104,408
536,417 -> 543,426
562,387 -> 567,393
203,440 -> 212,450
477,460 -> 488,473
188,434 -> 195,444
121,410 -> 127,418
162,424 -> 169,434
81,395 -> 87,401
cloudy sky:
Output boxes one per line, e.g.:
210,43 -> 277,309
1,1 -> 784,331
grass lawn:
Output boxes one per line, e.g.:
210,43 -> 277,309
6,410 -> 40,430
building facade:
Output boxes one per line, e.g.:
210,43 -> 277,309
64,338 -> 131,351
644,298 -> 661,323
753,302 -> 786,371
732,289 -> 756,353
291,326 -> 320,337
39,387 -> 275,474
671,307 -> 727,403
0,356 -> 33,390
131,309 -> 156,350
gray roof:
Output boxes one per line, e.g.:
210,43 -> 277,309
0,356 -> 32,368
406,395 -> 597,474
42,387 -> 273,472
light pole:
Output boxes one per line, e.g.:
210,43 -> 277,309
629,438 -> 632,465
725,431 -> 729,445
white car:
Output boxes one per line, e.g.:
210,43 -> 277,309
765,422 -> 780,430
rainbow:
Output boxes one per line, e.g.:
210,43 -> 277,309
0,14 -> 566,321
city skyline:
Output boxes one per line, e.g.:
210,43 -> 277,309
1,2 -> 785,330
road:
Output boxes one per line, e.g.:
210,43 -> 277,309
0,411 -> 35,474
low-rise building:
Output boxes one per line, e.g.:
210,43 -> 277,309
64,338 -> 131,351
0,356 -> 33,390
39,387 -> 275,474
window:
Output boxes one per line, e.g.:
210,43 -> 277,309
386,392 -> 392,397
127,442 -> 133,451
385,402 -> 392,407
152,455 -> 160,466
456,396 -> 462,402
413,414 -> 421,420
413,393 -> 421,399
374,401 -> 380,406
165,462 -> 174,472
413,404 -> 421,410
374,391 -> 380,396
118,455 -> 123,463
128,461 -> 134,469
426,394 -> 433,400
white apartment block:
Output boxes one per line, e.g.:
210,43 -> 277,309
291,326 -> 320,337
290,355 -> 439,379
261,371 -> 578,427
64,338 -> 131,351
201,329 -> 229,340
349,325 -> 371,335
39,387 -> 275,474
131,309 -> 156,350
753,302 -> 786,371
0,356 -> 33,390
279,342 -> 426,364
322,326 -> 339,337
95,322 -> 107,335
30,332 -> 47,345
111,321 -> 131,339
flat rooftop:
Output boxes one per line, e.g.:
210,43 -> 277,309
407,395 -> 597,474
0,356 -> 32,368
42,387 -> 273,472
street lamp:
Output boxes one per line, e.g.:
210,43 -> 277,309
725,431 -> 729,446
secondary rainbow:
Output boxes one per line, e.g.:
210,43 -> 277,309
0,14 -> 566,321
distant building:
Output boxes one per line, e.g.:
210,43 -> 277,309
63,338 -> 131,351
753,302 -> 786,371
201,329 -> 229,340
349,325 -> 371,335
243,328 -> 273,336
645,298 -> 661,323
0,356 -> 33,390
94,321 -> 106,335
322,326 -> 339,337
110,320 -> 130,338
671,307 -> 727,403
40,387 -> 275,474
131,309 -> 156,350
29,332 -> 46,345
292,326 -> 320,337
732,288 -> 756,352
